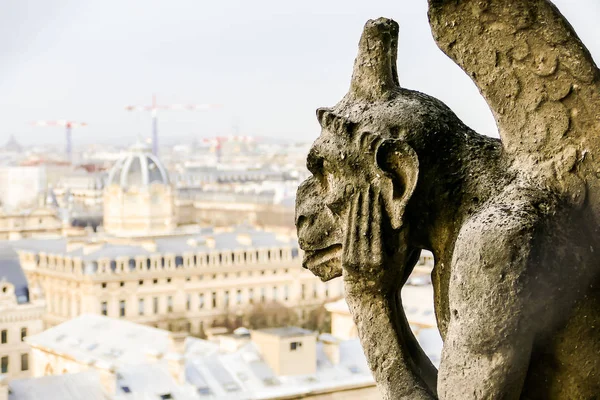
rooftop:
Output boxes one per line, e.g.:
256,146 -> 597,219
12,225 -> 298,263
25,316 -> 374,400
8,371 -> 111,400
253,327 -> 316,338
26,314 -> 173,369
0,245 -> 30,303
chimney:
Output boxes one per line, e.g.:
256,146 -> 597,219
168,332 -> 187,354
320,334 -> 341,365
0,375 -> 8,400
165,353 -> 185,385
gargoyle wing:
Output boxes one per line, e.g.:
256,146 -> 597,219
429,0 -> 600,206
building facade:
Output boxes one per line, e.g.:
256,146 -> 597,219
25,315 -> 376,399
103,141 -> 175,236
15,227 -> 341,334
0,208 -> 62,240
0,247 -> 45,380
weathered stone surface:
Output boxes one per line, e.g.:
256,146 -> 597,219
295,1 -> 600,398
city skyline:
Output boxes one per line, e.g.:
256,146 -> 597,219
1,0 -> 598,146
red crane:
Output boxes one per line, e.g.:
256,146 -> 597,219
32,120 -> 87,164
125,94 -> 221,156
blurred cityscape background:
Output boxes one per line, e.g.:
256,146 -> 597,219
0,0 -> 596,399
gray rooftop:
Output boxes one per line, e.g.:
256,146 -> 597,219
26,314 -> 172,368
10,226 -> 298,264
0,245 -> 29,303
9,371 -> 111,400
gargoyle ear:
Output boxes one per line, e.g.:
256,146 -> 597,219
375,139 -> 419,230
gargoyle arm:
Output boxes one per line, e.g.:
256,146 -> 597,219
437,188 -> 543,398
345,278 -> 438,400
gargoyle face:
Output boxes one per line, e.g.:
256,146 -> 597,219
296,17 -> 422,281
296,108 -> 419,281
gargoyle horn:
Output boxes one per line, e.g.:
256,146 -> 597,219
349,18 -> 400,101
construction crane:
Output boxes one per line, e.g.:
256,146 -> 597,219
125,95 -> 221,156
32,120 -> 87,164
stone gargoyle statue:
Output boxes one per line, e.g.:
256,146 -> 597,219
295,0 -> 600,398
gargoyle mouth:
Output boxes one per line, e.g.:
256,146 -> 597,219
302,244 -> 343,280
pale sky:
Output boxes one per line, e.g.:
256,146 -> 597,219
0,0 -> 598,147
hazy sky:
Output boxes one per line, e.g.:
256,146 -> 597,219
1,1 -> 598,147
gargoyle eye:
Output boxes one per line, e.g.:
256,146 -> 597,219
326,196 -> 345,216
307,151 -> 324,179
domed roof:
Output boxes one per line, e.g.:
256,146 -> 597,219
107,141 -> 170,189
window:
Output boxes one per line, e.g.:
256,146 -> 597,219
186,294 -> 191,311
325,283 -> 329,298
290,341 -> 302,351
236,290 -> 242,305
224,291 -> 229,307
139,280 -> 144,286
284,285 -> 289,301
101,282 -> 107,289
223,273 -> 228,279
21,328 -> 27,342
273,286 -> 278,301
101,302 -> 107,316
260,288 -> 266,303
199,293 -> 205,309
185,277 -> 191,282
248,288 -> 254,304
1,330 -> 6,344
153,297 -> 159,314
138,299 -> 145,316
119,300 -> 126,317
211,292 -> 217,308
153,279 -> 158,284
1,356 -> 7,373
313,283 -> 318,298
166,278 -> 171,283
167,296 -> 173,312
21,353 -> 28,371
120,282 -> 125,287
301,284 -> 306,300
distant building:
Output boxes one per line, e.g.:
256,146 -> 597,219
53,170 -> 105,210
0,167 -> 46,210
0,208 -> 62,241
3,136 -> 22,154
103,141 -> 175,236
0,247 -> 45,380
15,226 -> 340,332
177,190 -> 295,231
25,314 -> 376,399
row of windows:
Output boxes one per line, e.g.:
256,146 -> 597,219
0,328 -> 27,344
34,248 -> 300,274
100,282 -> 337,318
98,268 -> 292,288
0,353 -> 28,373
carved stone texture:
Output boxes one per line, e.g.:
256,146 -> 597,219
295,1 -> 600,399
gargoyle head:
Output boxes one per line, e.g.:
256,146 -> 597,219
295,18 -> 421,281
